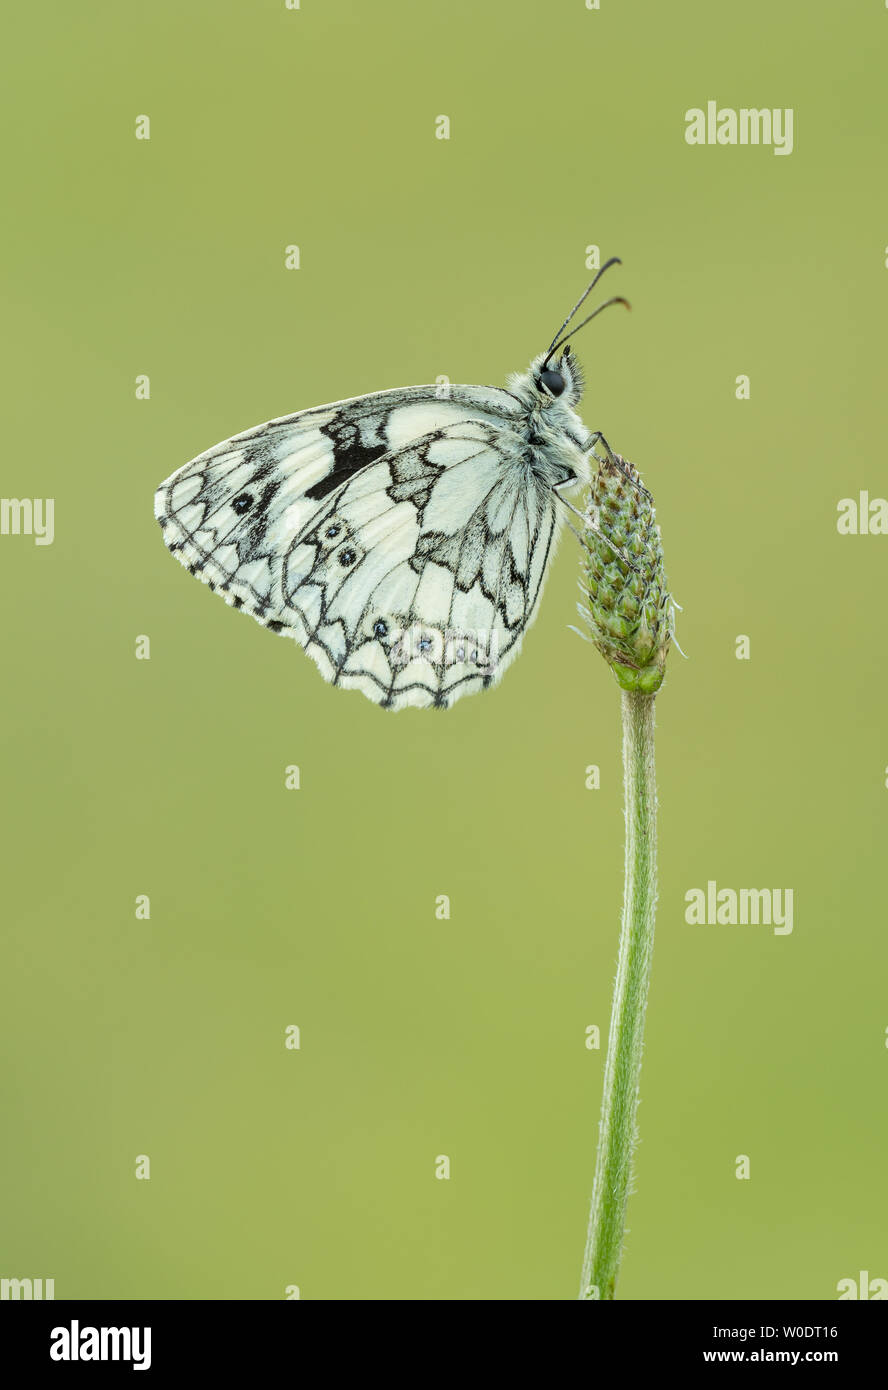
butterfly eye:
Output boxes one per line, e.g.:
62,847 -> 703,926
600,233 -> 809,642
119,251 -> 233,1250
539,369 -> 566,397
232,493 -> 253,514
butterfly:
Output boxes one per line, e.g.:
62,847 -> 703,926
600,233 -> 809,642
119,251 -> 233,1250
154,259 -> 629,710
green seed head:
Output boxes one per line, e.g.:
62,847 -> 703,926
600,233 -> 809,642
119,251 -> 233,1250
579,450 -> 672,693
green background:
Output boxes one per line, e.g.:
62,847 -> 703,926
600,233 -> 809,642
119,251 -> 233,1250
2,0 -> 886,1300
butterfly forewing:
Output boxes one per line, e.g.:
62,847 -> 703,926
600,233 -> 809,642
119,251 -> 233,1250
155,384 -> 566,709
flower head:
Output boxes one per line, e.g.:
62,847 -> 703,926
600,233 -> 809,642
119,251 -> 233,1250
579,443 -> 672,693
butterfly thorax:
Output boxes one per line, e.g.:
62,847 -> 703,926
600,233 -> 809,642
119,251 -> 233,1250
506,352 -> 591,486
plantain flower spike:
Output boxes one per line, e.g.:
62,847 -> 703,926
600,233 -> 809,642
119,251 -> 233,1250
578,439 -> 673,694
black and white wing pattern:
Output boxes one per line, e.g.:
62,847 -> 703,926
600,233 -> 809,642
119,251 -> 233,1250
155,386 -> 572,710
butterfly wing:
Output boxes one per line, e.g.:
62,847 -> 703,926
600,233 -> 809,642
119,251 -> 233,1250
155,386 -> 565,709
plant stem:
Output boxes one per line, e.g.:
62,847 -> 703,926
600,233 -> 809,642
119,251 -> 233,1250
579,687 -> 659,1300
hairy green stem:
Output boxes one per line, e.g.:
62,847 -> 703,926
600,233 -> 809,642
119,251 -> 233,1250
579,687 -> 659,1300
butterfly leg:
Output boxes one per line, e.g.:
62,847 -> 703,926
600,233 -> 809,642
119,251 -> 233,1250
586,432 -> 652,500
552,477 -> 640,573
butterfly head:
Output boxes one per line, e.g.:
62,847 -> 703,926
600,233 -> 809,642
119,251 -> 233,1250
532,345 -> 585,407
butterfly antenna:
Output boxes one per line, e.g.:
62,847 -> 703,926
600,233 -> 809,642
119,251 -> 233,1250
544,257 -> 622,363
545,296 -> 631,366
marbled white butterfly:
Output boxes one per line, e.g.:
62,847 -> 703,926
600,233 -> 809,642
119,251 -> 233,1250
154,259 -> 629,710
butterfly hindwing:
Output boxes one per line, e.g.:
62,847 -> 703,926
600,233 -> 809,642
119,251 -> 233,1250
155,385 -> 565,709
283,422 -> 562,709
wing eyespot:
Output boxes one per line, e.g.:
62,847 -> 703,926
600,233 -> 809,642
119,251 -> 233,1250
232,492 -> 253,514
